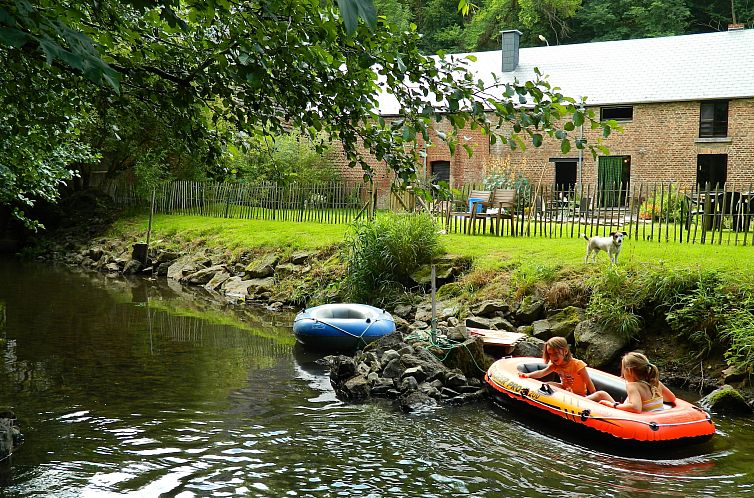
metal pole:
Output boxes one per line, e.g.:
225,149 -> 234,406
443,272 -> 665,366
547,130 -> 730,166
430,264 -> 437,341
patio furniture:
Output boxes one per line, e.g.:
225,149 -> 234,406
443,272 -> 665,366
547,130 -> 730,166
483,188 -> 517,235
448,189 -> 492,234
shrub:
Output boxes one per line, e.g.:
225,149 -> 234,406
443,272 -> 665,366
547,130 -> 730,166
480,156 -> 532,209
342,213 -> 442,304
638,184 -> 686,222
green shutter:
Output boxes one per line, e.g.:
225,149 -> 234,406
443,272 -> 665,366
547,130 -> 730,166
598,156 -> 624,207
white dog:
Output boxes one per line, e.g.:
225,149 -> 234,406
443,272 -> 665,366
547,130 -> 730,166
582,232 -> 627,264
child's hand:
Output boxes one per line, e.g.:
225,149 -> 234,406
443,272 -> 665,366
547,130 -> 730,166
518,372 -> 529,378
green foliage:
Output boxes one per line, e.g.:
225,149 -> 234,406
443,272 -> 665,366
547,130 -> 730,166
226,132 -> 340,186
342,213 -> 442,303
1,0 -> 617,228
586,291 -> 642,338
570,0 -> 691,42
638,184 -> 686,222
480,157 -> 532,208
664,272 -> 754,367
510,261 -> 560,299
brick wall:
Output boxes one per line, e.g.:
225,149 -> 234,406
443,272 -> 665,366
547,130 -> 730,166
330,98 -> 754,206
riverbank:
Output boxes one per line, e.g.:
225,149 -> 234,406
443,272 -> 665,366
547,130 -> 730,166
18,209 -> 754,407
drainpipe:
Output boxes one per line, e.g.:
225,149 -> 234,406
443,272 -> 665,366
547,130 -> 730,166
578,104 -> 584,188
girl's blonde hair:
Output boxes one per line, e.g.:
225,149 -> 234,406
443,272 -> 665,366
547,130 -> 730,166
543,337 -> 572,363
622,352 -> 660,388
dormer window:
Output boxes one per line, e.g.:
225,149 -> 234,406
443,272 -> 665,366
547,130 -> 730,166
699,100 -> 728,137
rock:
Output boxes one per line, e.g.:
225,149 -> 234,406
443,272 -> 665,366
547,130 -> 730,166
489,316 -> 515,331
371,377 -> 396,395
722,364 -> 750,384
185,265 -> 226,285
447,316 -> 460,327
472,300 -> 510,317
465,316 -> 491,329
516,299 -> 545,323
574,319 -> 629,369
445,326 -> 468,342
531,319 -> 554,340
393,304 -> 413,319
167,254 -> 201,281
401,366 -> 427,384
245,253 -> 280,278
0,412 -> 20,460
400,376 -> 419,393
222,276 -> 256,298
205,271 -> 231,291
122,259 -> 142,275
382,349 -> 400,364
247,277 -> 276,298
398,391 -> 437,413
699,385 -> 753,415
445,372 -> 468,389
382,358 -> 403,379
340,375 -> 370,400
511,336 -> 545,358
290,251 -> 314,264
439,337 -> 490,379
326,355 -> 357,382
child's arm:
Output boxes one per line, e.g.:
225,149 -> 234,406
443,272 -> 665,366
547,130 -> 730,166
659,381 -> 676,403
578,367 -> 597,395
519,364 -> 553,379
615,382 -> 642,413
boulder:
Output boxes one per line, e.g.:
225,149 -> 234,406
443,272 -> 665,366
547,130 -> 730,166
205,271 -> 231,291
439,337 -> 490,379
398,391 -> 437,413
185,265 -> 226,285
574,319 -> 630,369
290,251 -> 314,264
167,254 -> 202,281
511,336 -> 545,358
472,300 -> 510,318
392,304 -> 413,319
516,299 -> 545,323
245,253 -> 280,278
222,277 -> 256,298
698,385 -> 753,415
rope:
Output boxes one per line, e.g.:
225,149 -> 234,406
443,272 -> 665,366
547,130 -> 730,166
308,317 -> 380,348
403,329 -> 489,375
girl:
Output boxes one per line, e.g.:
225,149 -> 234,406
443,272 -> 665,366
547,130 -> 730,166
590,352 -> 676,412
518,337 -> 596,396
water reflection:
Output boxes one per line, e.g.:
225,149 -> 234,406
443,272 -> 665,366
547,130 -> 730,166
1,259 -> 753,496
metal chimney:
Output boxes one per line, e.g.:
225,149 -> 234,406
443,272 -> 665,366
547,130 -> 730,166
501,29 -> 522,72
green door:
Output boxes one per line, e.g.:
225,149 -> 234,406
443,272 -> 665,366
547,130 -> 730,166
598,156 -> 627,207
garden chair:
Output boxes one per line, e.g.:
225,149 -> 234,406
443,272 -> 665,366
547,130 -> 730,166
483,188 -> 517,235
448,189 -> 492,234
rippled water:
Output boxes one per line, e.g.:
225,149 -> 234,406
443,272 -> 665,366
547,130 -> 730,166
1,259 -> 753,497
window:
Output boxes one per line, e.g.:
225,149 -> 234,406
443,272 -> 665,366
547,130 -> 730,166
699,100 -> 728,137
430,160 -> 450,184
600,106 -> 633,121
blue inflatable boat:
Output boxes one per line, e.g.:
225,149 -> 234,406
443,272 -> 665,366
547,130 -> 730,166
292,303 -> 396,351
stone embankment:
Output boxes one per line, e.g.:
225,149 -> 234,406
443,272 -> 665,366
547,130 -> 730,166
43,237 -> 754,415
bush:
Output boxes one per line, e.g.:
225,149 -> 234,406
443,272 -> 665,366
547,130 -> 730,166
342,213 -> 442,304
638,184 -> 685,222
226,130 -> 339,185
480,157 -> 531,208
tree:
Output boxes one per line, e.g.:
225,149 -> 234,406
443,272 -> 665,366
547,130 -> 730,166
568,0 -> 691,42
0,0 -> 614,228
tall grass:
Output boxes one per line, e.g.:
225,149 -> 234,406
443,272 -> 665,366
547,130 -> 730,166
342,213 -> 441,304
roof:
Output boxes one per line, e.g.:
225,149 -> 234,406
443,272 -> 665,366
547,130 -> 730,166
375,29 -> 754,115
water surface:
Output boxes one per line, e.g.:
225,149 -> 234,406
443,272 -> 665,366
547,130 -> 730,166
1,259 -> 753,496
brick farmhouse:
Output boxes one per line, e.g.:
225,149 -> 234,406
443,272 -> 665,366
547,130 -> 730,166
331,27 -> 754,207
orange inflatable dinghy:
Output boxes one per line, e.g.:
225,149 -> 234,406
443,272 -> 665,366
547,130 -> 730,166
486,357 -> 715,447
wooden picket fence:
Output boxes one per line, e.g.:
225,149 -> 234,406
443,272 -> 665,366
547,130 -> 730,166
443,182 -> 754,246
101,179 -> 368,224
97,177 -> 754,245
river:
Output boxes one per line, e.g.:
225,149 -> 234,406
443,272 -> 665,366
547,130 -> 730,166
1,259 -> 753,497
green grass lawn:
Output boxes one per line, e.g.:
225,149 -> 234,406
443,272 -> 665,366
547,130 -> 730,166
112,212 -> 750,278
